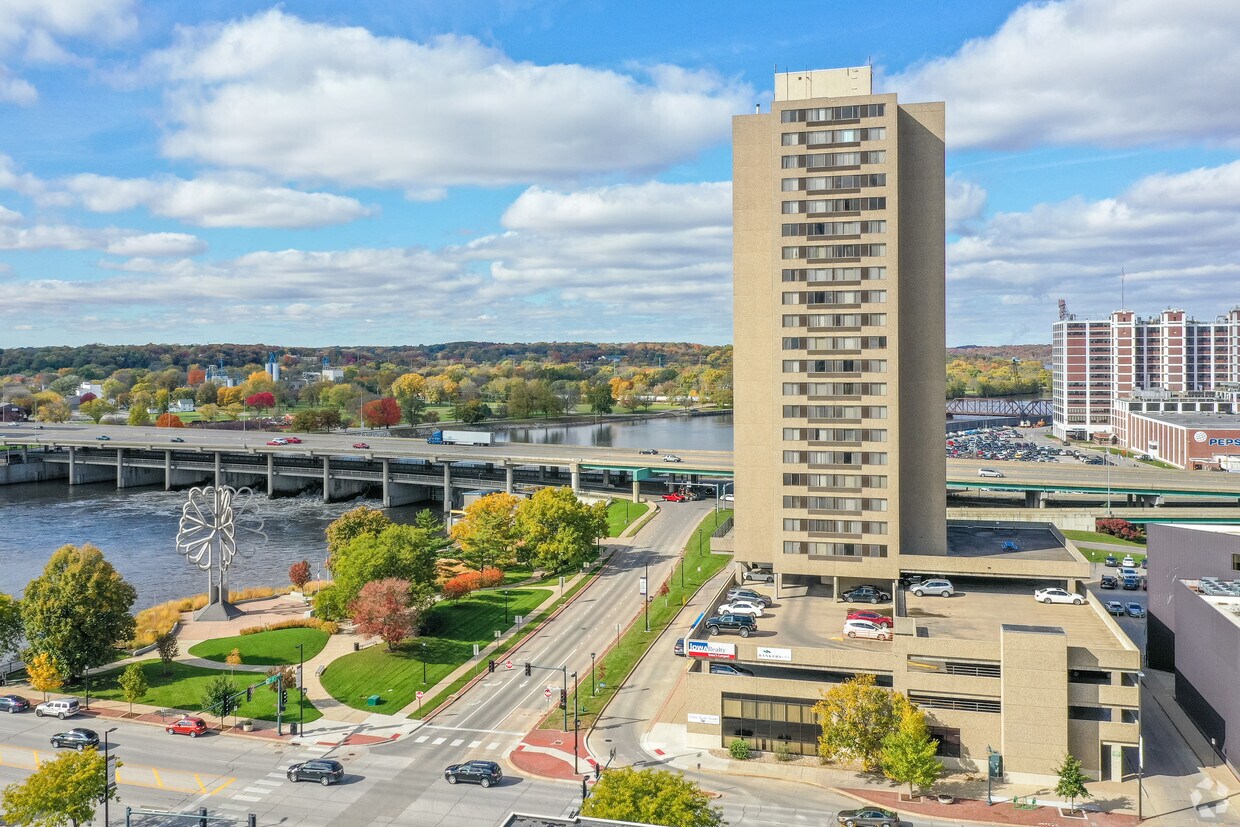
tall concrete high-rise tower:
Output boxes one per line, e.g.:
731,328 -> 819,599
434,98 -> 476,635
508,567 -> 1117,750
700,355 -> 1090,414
733,66 -> 946,584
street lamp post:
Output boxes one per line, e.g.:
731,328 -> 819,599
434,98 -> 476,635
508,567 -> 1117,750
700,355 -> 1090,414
643,562 -> 650,632
296,642 -> 305,733
503,589 -> 510,625
421,642 -> 428,684
572,670 -> 580,775
590,652 -> 596,697
102,726 -> 117,827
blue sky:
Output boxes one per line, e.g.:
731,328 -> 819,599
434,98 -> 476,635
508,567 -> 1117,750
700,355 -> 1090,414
0,0 -> 1238,349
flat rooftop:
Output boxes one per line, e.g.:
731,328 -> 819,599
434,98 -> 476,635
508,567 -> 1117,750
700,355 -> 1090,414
1188,580 -> 1240,630
1135,411 -> 1240,429
924,522 -> 1077,564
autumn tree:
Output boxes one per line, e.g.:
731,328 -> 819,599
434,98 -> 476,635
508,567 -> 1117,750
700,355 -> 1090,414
514,487 -> 609,572
442,571 -> 482,600
36,400 -> 72,422
118,663 -> 148,714
154,412 -> 185,428
26,652 -> 63,700
1,750 -> 117,827
154,631 -> 179,676
79,398 -> 116,423
315,512 -> 446,620
127,402 -> 151,426
391,373 -> 428,424
580,767 -> 722,827
449,492 -> 522,570
289,559 -> 312,591
361,397 -> 401,427
350,578 -> 417,650
0,593 -> 21,659
245,391 -> 276,412
187,367 -> 206,386
326,505 -> 393,558
196,403 -> 220,422
22,544 -> 136,679
880,702 -> 942,799
814,674 -> 913,771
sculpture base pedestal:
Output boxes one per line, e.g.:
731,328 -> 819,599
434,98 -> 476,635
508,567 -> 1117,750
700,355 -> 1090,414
194,599 -> 242,621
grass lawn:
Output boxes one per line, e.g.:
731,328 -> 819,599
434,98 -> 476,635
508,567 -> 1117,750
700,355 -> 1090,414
78,660 -> 322,724
1073,545 -> 1148,565
320,587 -> 551,711
1062,529 -> 1147,548
187,628 -> 329,666
606,500 -> 650,537
541,510 -> 733,731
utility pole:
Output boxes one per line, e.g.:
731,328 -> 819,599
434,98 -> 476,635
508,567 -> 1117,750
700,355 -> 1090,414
643,563 -> 650,632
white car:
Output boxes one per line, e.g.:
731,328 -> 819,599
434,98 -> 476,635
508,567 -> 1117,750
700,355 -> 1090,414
1121,555 -> 1135,568
978,468 -> 1004,478
1034,588 -> 1084,605
843,619 -> 891,641
1119,567 -> 1139,580
718,600 -> 764,618
744,568 -> 774,583
910,578 -> 955,597
662,455 -> 682,463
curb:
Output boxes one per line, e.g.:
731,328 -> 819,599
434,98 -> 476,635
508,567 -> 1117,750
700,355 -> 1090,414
830,787 -> 1136,827
76,705 -> 294,743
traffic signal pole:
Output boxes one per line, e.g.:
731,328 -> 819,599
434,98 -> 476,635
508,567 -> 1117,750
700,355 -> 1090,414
524,662 -> 569,732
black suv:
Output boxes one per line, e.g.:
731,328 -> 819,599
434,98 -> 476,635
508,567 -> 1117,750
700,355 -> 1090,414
705,614 -> 757,637
444,759 -> 503,787
841,585 -> 892,604
1099,575 -> 1118,590
287,759 -> 345,786
0,694 -> 30,713
51,728 -> 99,751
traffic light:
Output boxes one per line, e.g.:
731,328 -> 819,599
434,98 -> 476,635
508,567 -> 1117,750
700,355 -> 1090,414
559,689 -> 567,710
278,687 -> 288,711
593,762 -> 601,780
246,686 -> 253,702
524,662 -> 532,677
488,660 -> 496,673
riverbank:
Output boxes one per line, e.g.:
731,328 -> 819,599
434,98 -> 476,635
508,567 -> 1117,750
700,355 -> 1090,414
380,406 -> 733,440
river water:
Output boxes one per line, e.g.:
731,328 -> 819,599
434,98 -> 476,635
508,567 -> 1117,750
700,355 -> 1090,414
0,415 -> 734,608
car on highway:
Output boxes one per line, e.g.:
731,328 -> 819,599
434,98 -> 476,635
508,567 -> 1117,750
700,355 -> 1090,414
1122,576 -> 1140,590
977,468 -> 1003,478
661,492 -> 687,502
0,694 -> 30,713
444,759 -> 502,788
725,587 -> 770,607
50,728 -> 99,751
1099,575 -> 1118,589
1122,555 -> 1136,567
1104,555 -> 1119,567
846,610 -> 893,628
35,698 -> 79,719
843,619 -> 892,641
165,716 -> 208,737
352,443 -> 370,449
1034,587 -> 1084,605
170,436 -> 185,443
285,436 -> 303,444
909,578 -> 954,598
709,663 -> 753,677
836,805 -> 899,827
717,600 -> 764,618
662,454 -> 682,463
1104,601 -> 1126,616
639,448 -> 659,455
1126,603 -> 1146,618
267,438 -> 288,446
704,614 -> 757,637
95,434 -> 111,441
673,638 -> 685,656
841,584 -> 891,604
287,759 -> 345,786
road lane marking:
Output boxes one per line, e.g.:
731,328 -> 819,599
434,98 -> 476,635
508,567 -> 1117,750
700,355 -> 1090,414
486,741 -> 499,750
469,740 -> 481,748
194,773 -> 207,794
450,739 -> 464,747
415,735 -> 428,743
232,794 -> 262,803
266,772 -> 286,779
250,778 -> 280,787
210,778 -> 237,796
432,737 -> 446,745
424,725 -> 525,736
152,768 -> 164,789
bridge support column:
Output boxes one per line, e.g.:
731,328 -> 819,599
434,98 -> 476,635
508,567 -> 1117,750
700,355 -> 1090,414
68,445 -> 77,485
1024,490 -> 1046,508
570,464 -> 580,493
1140,494 -> 1164,508
322,457 -> 330,503
443,463 -> 453,516
505,464 -> 514,494
115,447 -> 162,489
632,479 -> 641,503
164,450 -> 172,490
214,452 -> 222,488
1127,494 -> 1134,506
115,447 -> 123,488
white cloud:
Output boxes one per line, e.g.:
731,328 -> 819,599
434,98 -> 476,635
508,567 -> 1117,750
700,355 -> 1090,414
104,232 -> 205,257
945,174 -> 987,234
150,10 -> 752,188
0,68 -> 36,104
947,161 -> 1240,344
502,182 -> 732,233
62,171 -> 372,228
0,220 -> 203,255
890,0 -> 1240,149
0,204 -> 21,223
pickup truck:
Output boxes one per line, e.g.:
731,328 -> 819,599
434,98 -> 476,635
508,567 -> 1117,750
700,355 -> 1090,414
704,614 -> 757,638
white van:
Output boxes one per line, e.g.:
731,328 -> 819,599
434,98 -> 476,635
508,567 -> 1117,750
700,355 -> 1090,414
35,698 -> 80,719
978,468 -> 1004,478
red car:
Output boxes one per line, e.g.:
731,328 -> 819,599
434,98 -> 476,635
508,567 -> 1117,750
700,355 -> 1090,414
352,443 -> 370,449
661,493 -> 686,502
846,610 -> 894,628
166,716 -> 208,737
284,436 -> 303,444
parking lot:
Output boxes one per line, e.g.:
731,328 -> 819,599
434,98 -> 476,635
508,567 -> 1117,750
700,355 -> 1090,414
947,425 -> 1147,469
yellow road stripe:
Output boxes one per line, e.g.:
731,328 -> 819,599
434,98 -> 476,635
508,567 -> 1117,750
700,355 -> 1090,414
152,768 -> 164,789
210,777 -> 237,796
0,746 -> 235,795
195,772 -> 206,793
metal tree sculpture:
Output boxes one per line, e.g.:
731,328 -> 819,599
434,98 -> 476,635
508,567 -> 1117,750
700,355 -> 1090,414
176,485 -> 266,619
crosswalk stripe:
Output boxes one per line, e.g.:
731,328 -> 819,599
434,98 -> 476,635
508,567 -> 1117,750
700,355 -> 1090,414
486,741 -> 499,751
469,740 -> 481,748
432,737 -> 446,745
232,794 -> 262,803
415,735 -> 429,743
450,739 -> 464,747
266,772 -> 286,779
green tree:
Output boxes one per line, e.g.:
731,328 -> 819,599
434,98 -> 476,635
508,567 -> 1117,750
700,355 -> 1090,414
126,402 -> 151,426
1054,753 -> 1091,812
585,382 -> 614,414
449,492 -> 522,570
1,750 -> 116,827
580,767 -> 722,827
0,593 -> 21,659
154,631 -> 178,676
814,674 -> 913,771
514,487 -> 608,572
331,524 -> 446,603
22,544 -> 136,679
326,505 -> 393,559
391,373 -> 428,425
78,398 -> 116,424
118,663 -> 148,714
200,674 -> 237,726
880,703 -> 942,798
452,398 -> 490,424
26,652 -> 63,700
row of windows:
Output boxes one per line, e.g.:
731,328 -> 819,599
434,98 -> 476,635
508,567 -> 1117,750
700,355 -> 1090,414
907,692 -> 1001,714
783,496 -> 888,511
783,291 -> 887,306
907,657 -> 1002,678
783,360 -> 887,374
782,244 -> 887,260
782,337 -> 887,352
780,103 -> 886,123
782,450 -> 888,465
781,127 -> 886,146
782,382 -> 889,396
1068,706 -> 1139,724
783,541 -> 888,557
783,427 -> 887,443
781,221 -> 887,237
721,693 -> 820,756
782,267 -> 886,283
782,173 -> 887,192
781,150 -> 886,170
782,405 -> 888,419
782,197 -> 886,215
782,473 -> 888,488
783,518 -> 888,535
782,313 -> 887,329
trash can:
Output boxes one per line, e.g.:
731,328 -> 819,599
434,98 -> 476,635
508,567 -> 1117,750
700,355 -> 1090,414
288,723 -> 298,735
354,642 -> 360,651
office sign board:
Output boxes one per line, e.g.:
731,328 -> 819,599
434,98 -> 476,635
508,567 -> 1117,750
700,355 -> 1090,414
688,712 -> 720,725
756,647 -> 792,662
685,639 -> 736,660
